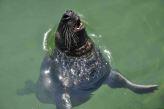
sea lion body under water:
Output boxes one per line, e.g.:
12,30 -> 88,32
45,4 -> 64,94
36,10 -> 158,109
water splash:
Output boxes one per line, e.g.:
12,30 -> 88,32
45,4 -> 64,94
103,49 -> 112,63
43,28 -> 52,52
88,32 -> 112,63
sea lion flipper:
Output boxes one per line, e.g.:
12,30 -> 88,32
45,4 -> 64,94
105,69 -> 158,94
55,92 -> 72,109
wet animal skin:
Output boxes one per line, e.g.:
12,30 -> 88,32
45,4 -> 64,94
36,10 -> 158,109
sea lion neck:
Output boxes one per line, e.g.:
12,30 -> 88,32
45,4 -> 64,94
55,28 -> 93,57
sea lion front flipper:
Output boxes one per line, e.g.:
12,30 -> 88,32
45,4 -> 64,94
105,69 -> 158,94
55,91 -> 72,109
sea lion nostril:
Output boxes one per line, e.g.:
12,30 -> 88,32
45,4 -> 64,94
64,10 -> 75,18
66,10 -> 73,13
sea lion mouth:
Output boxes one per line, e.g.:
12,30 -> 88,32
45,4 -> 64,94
74,19 -> 84,32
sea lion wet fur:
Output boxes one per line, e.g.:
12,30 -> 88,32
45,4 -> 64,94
35,10 -> 158,109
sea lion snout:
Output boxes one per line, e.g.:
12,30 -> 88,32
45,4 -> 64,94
62,10 -> 79,22
62,10 -> 73,21
60,10 -> 83,32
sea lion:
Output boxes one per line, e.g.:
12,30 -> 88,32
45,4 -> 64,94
36,10 -> 158,109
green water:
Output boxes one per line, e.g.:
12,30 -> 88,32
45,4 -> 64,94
0,0 -> 164,109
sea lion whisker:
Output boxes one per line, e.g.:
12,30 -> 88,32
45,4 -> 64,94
70,29 -> 78,47
66,27 -> 71,50
66,34 -> 69,49
63,26 -> 68,48
64,31 -> 67,46
69,30 -> 78,45
66,32 -> 70,49
72,34 -> 78,46
65,25 -> 71,49
74,33 -> 79,41
73,33 -> 79,40
68,30 -> 72,50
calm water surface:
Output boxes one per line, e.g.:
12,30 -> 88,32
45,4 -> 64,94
0,0 -> 164,109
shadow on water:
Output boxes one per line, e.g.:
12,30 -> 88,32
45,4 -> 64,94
159,85 -> 164,106
17,79 -> 55,104
17,80 -> 36,96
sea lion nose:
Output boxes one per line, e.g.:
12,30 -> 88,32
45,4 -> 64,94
65,10 -> 73,16
64,10 -> 75,18
62,10 -> 74,20
65,10 -> 73,14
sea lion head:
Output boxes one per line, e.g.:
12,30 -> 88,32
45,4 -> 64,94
55,10 -> 91,56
